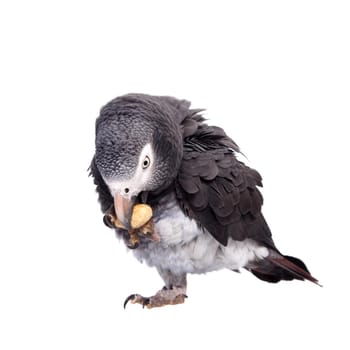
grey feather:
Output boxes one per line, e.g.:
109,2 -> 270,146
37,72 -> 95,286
90,93 -> 319,292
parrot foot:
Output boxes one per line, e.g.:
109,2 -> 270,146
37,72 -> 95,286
138,220 -> 160,242
103,206 -> 159,248
123,286 -> 187,309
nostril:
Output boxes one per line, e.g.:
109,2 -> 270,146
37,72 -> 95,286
124,188 -> 129,194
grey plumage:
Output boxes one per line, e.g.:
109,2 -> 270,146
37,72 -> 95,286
90,93 -> 319,308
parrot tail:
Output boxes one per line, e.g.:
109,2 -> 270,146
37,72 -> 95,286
249,251 -> 321,286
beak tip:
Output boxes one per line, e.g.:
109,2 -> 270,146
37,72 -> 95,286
122,221 -> 132,231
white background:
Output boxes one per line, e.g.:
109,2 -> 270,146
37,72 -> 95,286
1,1 -> 349,349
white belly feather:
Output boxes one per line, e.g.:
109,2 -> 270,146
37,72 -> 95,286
132,198 -> 268,275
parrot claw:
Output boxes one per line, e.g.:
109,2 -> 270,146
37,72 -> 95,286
123,294 -> 149,309
103,214 -> 116,228
126,241 -> 139,249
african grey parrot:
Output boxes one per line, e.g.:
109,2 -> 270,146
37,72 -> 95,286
90,93 -> 319,308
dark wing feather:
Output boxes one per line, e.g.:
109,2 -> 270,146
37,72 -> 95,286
175,123 -> 275,248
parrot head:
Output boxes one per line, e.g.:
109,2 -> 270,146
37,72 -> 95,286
95,94 -> 183,228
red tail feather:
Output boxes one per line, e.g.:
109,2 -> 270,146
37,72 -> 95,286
267,253 -> 321,286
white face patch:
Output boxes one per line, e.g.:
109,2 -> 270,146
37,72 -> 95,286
104,143 -> 155,199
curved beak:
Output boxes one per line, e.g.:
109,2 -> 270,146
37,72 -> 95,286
114,193 -> 136,230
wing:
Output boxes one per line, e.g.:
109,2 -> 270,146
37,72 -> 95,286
175,124 -> 276,248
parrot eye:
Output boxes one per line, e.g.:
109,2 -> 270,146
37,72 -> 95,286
142,156 -> 151,169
